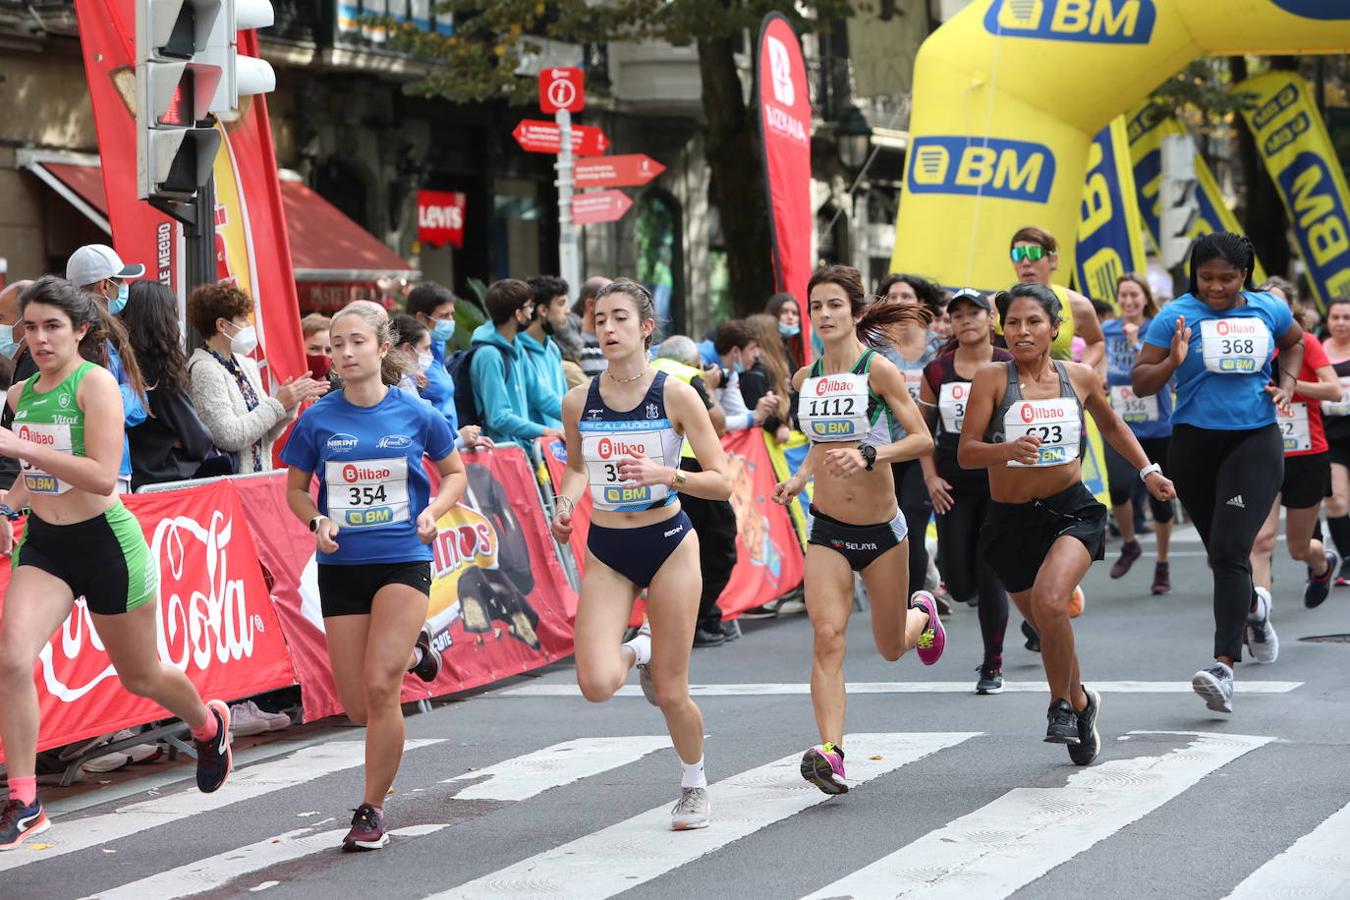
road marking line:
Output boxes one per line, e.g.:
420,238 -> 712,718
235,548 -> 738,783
444,736 -> 672,802
81,824 -> 448,899
1225,798 -> 1350,898
0,740 -> 442,873
499,681 -> 1302,698
427,732 -> 980,899
803,731 -> 1272,899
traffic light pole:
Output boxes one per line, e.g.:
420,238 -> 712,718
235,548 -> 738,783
149,173 -> 218,292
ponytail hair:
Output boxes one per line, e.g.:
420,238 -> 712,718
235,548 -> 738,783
805,264 -> 932,350
1188,232 -> 1257,296
331,299 -> 408,386
19,275 -> 146,399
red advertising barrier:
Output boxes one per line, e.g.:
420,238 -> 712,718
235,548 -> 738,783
240,446 -> 577,723
0,482 -> 297,761
536,429 -> 804,618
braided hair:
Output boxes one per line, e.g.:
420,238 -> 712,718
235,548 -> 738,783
1187,232 -> 1256,297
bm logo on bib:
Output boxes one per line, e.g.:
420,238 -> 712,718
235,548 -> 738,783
907,137 -> 1056,204
983,0 -> 1156,43
597,436 -> 654,504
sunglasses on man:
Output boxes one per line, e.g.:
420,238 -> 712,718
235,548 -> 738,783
1010,245 -> 1050,263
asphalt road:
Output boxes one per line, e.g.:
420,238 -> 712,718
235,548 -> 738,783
5,523 -> 1350,899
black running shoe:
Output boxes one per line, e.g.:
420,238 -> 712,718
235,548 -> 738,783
1067,688 -> 1101,766
195,699 -> 232,794
0,798 -> 49,851
975,665 -> 1004,695
1305,549 -> 1339,609
342,803 -> 388,851
1021,620 -> 1041,653
410,629 -> 442,683
1044,699 -> 1080,745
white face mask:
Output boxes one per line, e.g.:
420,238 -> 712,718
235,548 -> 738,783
228,322 -> 258,356
417,351 -> 433,372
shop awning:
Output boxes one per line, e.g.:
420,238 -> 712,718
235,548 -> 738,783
17,151 -> 417,284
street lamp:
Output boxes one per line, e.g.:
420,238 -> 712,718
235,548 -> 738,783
836,104 -> 873,173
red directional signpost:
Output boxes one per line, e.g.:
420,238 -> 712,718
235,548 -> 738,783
573,154 -> 666,189
572,190 -> 634,226
512,120 -> 610,156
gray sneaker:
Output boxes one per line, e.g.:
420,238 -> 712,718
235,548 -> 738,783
1246,589 -> 1279,665
633,621 -> 657,706
1192,662 -> 1234,714
671,786 -> 710,830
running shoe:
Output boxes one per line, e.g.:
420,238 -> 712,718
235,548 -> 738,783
1110,541 -> 1141,579
342,803 -> 388,851
0,798 -> 49,851
720,619 -> 741,642
670,787 -> 711,830
1305,549 -> 1339,609
1192,662 -> 1234,714
1246,588 -> 1279,665
975,664 -> 1004,695
1021,620 -> 1041,653
409,629 -> 443,683
1068,585 -> 1085,618
633,620 -> 657,706
1151,561 -> 1171,595
739,603 -> 779,620
1067,688 -> 1102,766
1044,699 -> 1080,744
195,699 -> 232,794
911,591 -> 946,665
800,743 -> 848,795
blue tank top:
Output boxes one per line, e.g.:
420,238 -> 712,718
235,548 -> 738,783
578,371 -> 685,513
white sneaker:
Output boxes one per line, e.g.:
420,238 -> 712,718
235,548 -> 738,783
229,701 -> 274,736
82,730 -> 163,773
1246,588 -> 1279,664
670,787 -> 710,830
1192,662 -> 1235,714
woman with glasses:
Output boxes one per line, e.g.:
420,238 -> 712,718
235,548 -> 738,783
1008,227 -> 1105,371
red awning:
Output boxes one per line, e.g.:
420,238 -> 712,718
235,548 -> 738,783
19,154 -> 417,283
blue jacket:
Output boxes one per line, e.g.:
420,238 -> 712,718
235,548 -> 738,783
108,341 -> 145,480
469,323 -> 559,444
517,331 -> 566,429
418,336 -> 460,434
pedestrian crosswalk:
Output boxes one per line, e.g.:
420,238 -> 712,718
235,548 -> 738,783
8,730 -> 1350,898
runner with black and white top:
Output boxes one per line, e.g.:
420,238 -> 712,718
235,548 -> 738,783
917,289 -> 1013,694
961,283 -> 1175,765
284,300 -> 467,852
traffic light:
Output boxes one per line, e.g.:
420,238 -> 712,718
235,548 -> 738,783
204,0 -> 276,115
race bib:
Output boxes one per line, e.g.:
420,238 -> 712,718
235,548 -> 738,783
799,372 -> 870,442
1109,384 -> 1159,424
1199,318 -> 1271,375
582,429 -> 669,508
1004,399 -> 1081,468
324,458 -> 410,529
938,381 -> 969,435
17,422 -> 73,495
1277,403 -> 1312,454
1321,376 -> 1350,417
901,368 -> 923,403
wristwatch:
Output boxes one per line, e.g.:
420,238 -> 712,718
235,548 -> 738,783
859,444 -> 877,471
0,504 -> 21,521
1138,463 -> 1162,482
309,514 -> 328,533
671,469 -> 689,491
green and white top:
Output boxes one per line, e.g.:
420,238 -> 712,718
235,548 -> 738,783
12,361 -> 93,495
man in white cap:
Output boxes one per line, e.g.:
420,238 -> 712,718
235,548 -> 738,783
65,244 -> 148,492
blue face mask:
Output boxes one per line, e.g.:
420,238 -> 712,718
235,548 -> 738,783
778,322 -> 800,338
731,358 -> 745,375
0,324 -> 18,359
108,281 -> 129,316
431,318 -> 455,342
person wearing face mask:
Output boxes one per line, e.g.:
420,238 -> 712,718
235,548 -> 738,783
301,313 -> 337,388
469,279 -> 565,446
391,314 -> 492,452
0,279 -> 35,490
521,275 -> 571,430
767,292 -> 806,370
405,282 -> 461,428
187,283 -> 327,474
66,244 -> 150,492
703,319 -> 778,434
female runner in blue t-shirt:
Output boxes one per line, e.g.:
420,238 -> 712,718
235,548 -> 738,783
1133,233 -> 1304,716
283,300 -> 467,852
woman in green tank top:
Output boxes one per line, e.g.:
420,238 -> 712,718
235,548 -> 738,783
0,277 -> 233,852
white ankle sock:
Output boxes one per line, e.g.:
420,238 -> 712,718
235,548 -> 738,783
680,756 -> 707,789
625,633 -> 652,667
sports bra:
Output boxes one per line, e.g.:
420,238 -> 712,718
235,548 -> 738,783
984,359 -> 1085,468
798,349 -> 891,446
578,371 -> 685,512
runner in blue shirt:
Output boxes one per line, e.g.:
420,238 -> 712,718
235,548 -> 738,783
284,300 -> 466,852
1133,233 -> 1303,716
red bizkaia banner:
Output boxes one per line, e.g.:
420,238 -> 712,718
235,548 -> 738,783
0,482 -> 297,760
757,13 -> 814,352
73,1 -> 307,405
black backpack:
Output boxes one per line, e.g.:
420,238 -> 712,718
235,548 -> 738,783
446,344 -> 510,429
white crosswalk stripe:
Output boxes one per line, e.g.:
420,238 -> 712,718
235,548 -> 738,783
443,735 -> 672,801
1225,798 -> 1350,899
500,681 -> 1303,698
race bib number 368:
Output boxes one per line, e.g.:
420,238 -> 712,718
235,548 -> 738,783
325,459 -> 410,528
1200,318 -> 1271,375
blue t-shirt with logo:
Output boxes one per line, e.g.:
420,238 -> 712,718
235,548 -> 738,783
281,386 -> 455,565
1143,291 -> 1295,430
1103,318 -> 1172,439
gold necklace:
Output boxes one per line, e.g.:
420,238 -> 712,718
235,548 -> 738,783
606,364 -> 648,384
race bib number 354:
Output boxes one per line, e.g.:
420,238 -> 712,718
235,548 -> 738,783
325,459 -> 410,528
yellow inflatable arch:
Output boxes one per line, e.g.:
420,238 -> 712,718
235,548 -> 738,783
892,0 -> 1350,289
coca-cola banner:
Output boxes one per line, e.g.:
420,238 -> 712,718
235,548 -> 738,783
0,482 -> 296,760
757,13 -> 814,352
417,191 -> 467,249
240,446 -> 577,723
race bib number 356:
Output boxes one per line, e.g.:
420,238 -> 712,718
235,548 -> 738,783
325,459 -> 410,528
1109,385 -> 1158,424
1200,318 -> 1271,375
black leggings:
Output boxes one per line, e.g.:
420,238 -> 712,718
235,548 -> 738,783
1169,424 -> 1284,662
935,474 -> 1008,669
1104,436 -> 1175,522
892,459 -> 932,596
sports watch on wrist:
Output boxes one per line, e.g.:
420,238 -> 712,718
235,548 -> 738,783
309,514 -> 328,533
1138,463 -> 1162,482
859,444 -> 877,471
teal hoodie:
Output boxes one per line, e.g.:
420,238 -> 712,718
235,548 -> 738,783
517,330 -> 566,429
469,322 -> 560,444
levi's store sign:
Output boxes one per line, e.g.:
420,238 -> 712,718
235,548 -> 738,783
417,190 -> 467,249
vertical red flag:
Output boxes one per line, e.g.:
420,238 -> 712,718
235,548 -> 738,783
757,13 -> 814,353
